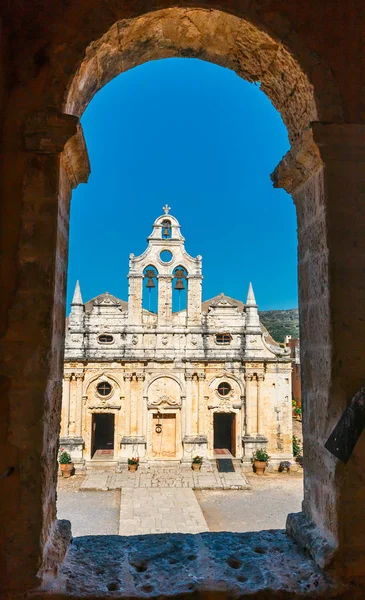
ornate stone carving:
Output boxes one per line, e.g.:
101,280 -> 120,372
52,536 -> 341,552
124,373 -> 133,381
147,394 -> 181,408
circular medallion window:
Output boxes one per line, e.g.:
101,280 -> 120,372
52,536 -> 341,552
160,250 -> 173,263
217,382 -> 231,396
96,381 -> 112,397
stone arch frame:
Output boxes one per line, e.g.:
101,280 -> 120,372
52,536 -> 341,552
144,374 -> 184,460
6,1 -> 365,593
208,372 -> 245,397
83,372 -> 123,460
142,263 -> 159,316
144,373 -> 184,398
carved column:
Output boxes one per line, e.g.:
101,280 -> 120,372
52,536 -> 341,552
244,374 -> 257,436
135,372 -> 145,435
123,373 -> 133,436
75,373 -> 84,438
197,372 -> 206,435
257,374 -> 265,436
185,372 -> 193,435
61,374 -> 72,436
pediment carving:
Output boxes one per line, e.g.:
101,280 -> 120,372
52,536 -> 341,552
147,394 -> 181,408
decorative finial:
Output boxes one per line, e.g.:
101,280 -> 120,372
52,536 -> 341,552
163,204 -> 171,215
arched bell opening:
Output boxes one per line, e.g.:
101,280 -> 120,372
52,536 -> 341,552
161,219 -> 172,239
172,266 -> 188,314
143,265 -> 158,316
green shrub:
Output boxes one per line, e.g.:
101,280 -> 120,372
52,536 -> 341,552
292,435 -> 301,457
192,455 -> 203,464
59,450 -> 72,464
253,448 -> 270,462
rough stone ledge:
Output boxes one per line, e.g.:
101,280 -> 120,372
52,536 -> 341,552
286,511 -> 336,570
24,531 -> 362,599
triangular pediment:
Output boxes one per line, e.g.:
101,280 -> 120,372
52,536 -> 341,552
202,293 -> 245,312
84,292 -> 128,313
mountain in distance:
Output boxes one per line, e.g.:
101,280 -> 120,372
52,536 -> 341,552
259,308 -> 299,343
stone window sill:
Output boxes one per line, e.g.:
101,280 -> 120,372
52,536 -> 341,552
33,530 -> 348,599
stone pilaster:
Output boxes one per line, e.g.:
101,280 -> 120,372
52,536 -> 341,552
127,275 -> 143,325
184,372 -> 193,435
187,275 -> 203,326
61,374 -> 72,436
157,275 -> 172,326
197,372 -> 206,435
123,373 -> 133,436
257,374 -> 265,436
75,373 -> 84,438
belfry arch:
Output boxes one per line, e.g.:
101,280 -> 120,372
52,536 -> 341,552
4,1 -> 365,596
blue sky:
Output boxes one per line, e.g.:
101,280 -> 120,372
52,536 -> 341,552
67,58 -> 297,314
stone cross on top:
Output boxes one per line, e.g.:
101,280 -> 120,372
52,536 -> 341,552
163,204 -> 171,215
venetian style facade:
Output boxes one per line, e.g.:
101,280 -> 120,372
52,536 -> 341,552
61,208 -> 293,470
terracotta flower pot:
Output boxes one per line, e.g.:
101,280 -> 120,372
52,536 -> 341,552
128,463 -> 138,472
60,463 -> 74,478
254,460 -> 267,475
192,463 -> 201,471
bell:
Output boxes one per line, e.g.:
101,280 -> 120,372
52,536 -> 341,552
163,227 -> 169,236
146,278 -> 155,288
174,278 -> 185,290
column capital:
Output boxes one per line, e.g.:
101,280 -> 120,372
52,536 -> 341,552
24,107 -> 79,154
74,373 -> 84,381
271,127 -> 322,194
124,373 -> 133,381
197,372 -> 206,381
64,373 -> 72,381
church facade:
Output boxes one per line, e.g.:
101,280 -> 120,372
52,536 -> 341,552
61,208 -> 293,471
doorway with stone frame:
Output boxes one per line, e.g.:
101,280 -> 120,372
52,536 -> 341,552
213,412 -> 236,457
91,413 -> 115,459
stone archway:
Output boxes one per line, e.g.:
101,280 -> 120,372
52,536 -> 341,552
4,1 -> 365,594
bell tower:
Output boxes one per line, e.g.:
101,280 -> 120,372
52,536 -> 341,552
127,206 -> 203,327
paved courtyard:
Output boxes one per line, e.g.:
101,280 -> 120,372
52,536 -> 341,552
79,463 -> 250,491
119,488 -> 208,535
57,471 -> 303,537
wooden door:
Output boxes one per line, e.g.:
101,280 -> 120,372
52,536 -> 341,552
152,414 -> 176,458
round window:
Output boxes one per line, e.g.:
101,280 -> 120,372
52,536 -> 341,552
160,250 -> 173,263
97,381 -> 112,396
217,382 -> 231,396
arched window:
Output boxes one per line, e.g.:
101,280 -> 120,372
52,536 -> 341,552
143,265 -> 158,313
161,219 -> 172,239
172,266 -> 188,313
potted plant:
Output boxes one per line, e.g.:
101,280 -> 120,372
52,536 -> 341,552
128,457 -> 139,472
59,449 -> 74,478
192,456 -> 203,471
279,460 -> 291,473
252,448 -> 270,475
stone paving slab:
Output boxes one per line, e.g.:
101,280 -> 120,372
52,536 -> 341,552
119,488 -> 208,535
80,465 -> 250,491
